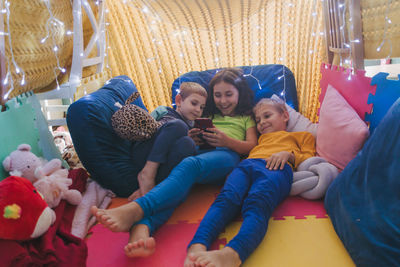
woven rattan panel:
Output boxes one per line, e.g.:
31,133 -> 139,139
361,0 -> 400,59
106,0 -> 325,121
2,0 -> 73,98
3,0 -> 324,121
2,0 -> 101,99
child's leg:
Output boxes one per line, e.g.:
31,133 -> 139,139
136,148 -> 240,218
136,120 -> 193,196
155,136 -> 196,184
147,120 -> 190,163
187,160 -> 252,249
226,160 -> 292,263
185,159 -> 253,267
92,149 -> 239,233
124,209 -> 174,258
129,135 -> 195,201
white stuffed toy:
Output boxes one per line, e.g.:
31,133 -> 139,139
2,144 -> 82,208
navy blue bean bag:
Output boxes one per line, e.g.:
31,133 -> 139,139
325,97 -> 400,266
67,76 -> 146,196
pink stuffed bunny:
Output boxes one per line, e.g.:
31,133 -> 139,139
2,144 -> 82,208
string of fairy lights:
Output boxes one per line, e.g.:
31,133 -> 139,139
0,0 -> 396,102
376,0 -> 393,58
41,0 -> 69,91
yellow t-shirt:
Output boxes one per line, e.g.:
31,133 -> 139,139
212,114 -> 255,141
248,131 -> 315,169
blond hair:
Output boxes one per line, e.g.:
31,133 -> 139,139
253,98 -> 287,115
179,82 -> 207,100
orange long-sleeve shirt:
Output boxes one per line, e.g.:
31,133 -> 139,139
248,131 -> 316,170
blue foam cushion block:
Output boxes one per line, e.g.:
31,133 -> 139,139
67,76 -> 145,196
366,72 -> 400,133
325,97 -> 400,266
171,64 -> 298,110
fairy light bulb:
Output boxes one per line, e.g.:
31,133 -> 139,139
3,73 -> 9,85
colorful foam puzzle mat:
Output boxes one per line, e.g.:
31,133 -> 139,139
367,72 -> 400,133
319,63 -> 375,121
86,185 -> 354,266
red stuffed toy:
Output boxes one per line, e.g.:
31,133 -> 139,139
0,176 -> 56,240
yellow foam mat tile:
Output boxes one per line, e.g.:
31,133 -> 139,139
220,216 -> 355,267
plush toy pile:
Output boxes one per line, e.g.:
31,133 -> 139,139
2,144 -> 82,208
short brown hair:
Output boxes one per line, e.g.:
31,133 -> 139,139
179,82 -> 207,100
253,98 -> 287,115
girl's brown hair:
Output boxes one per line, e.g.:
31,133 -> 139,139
203,68 -> 254,117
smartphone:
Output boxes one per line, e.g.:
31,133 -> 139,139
193,118 -> 215,150
194,118 -> 214,131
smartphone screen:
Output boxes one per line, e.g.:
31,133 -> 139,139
194,118 -> 215,150
194,118 -> 214,130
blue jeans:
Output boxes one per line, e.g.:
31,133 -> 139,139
135,147 -> 240,233
132,120 -> 196,185
188,159 -> 293,262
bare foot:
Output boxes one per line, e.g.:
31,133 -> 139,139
90,202 -> 144,232
192,247 -> 241,267
127,189 -> 142,201
124,224 -> 156,257
137,161 -> 159,196
184,243 -> 207,267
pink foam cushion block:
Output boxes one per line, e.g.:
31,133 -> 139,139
317,85 -> 369,170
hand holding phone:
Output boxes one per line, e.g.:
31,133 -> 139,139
194,118 -> 215,149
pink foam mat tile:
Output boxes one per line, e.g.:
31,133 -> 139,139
319,63 -> 376,121
86,221 -> 226,267
272,196 -> 327,220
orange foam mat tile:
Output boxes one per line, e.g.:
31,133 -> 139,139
219,216 -> 355,267
167,184 -> 220,224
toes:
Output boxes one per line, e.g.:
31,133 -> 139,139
137,239 -> 145,247
131,241 -> 140,249
189,252 -> 198,261
145,237 -> 156,249
196,255 -> 210,267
